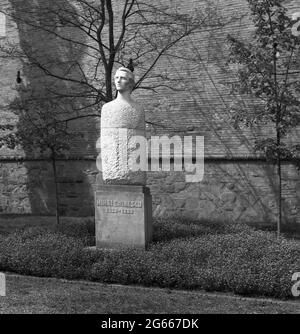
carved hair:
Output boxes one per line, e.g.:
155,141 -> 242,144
115,67 -> 135,82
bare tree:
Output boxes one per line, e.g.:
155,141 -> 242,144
1,0 -> 222,123
0,0 -> 224,220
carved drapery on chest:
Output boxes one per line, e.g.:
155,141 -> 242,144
100,99 -> 146,185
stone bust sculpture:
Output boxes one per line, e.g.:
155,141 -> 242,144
100,67 -> 146,185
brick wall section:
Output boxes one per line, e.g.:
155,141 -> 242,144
1,0 -> 299,160
0,0 -> 300,224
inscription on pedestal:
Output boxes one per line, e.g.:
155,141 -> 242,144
96,199 -> 142,215
95,186 -> 152,249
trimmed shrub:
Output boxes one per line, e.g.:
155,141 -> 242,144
0,219 -> 299,299
149,231 -> 300,298
202,232 -> 300,298
89,230 -> 300,298
53,219 -> 95,246
90,248 -> 199,288
0,230 -> 98,279
152,216 -> 251,242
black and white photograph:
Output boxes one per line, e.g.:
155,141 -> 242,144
0,0 -> 300,316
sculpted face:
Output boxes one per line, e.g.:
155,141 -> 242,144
114,69 -> 134,93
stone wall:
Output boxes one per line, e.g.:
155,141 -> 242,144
148,162 -> 300,225
1,159 -> 299,225
0,160 -> 97,216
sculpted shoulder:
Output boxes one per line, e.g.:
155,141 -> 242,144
101,100 -> 115,112
102,99 -> 143,112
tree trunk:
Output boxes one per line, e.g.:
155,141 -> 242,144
51,155 -> 60,226
277,155 -> 282,238
106,69 -> 113,101
273,40 -> 281,238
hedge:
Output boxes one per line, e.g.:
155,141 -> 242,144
0,218 -> 299,299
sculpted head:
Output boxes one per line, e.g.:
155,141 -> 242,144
114,67 -> 135,93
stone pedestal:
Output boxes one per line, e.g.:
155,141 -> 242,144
95,185 -> 152,249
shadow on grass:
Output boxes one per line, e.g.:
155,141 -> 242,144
0,215 -> 253,244
152,216 -> 252,243
1,214 -> 299,244
247,222 -> 300,241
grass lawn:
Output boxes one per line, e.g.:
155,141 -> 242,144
0,274 -> 299,314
